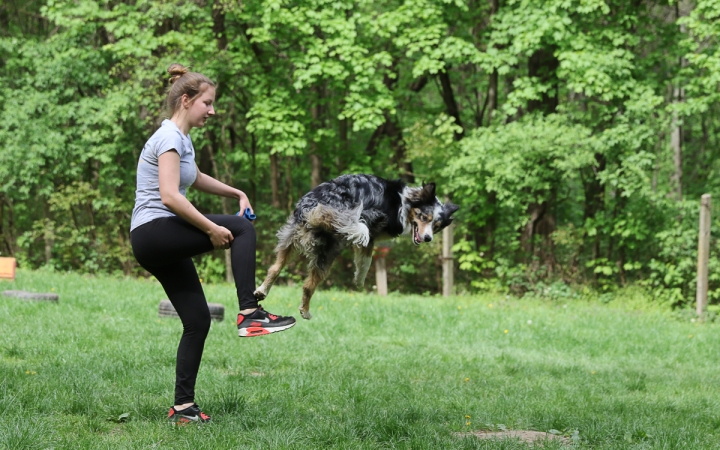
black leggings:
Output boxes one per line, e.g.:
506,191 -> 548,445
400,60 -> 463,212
131,214 -> 258,405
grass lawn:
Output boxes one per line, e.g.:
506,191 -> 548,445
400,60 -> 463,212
1,269 -> 720,449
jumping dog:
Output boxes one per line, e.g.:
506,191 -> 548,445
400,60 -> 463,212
254,174 -> 459,319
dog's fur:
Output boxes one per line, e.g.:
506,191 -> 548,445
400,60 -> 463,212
254,174 -> 459,319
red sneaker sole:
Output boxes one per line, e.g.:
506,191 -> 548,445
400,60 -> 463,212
238,322 -> 295,337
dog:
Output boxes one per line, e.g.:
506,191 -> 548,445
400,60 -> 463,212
254,174 -> 459,319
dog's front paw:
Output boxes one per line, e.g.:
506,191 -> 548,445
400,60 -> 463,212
253,287 -> 267,300
299,306 -> 312,320
353,276 -> 366,288
359,230 -> 370,247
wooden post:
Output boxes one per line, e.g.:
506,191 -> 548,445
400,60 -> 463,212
697,194 -> 711,315
442,222 -> 454,297
375,255 -> 388,296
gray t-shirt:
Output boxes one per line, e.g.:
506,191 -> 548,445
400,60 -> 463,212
130,120 -> 197,231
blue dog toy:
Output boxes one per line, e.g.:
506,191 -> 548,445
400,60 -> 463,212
236,208 -> 256,221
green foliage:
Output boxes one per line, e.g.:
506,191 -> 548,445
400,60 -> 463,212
1,0 -> 719,308
646,201 -> 720,306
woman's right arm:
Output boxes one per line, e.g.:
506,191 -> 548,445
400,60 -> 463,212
158,150 -> 233,249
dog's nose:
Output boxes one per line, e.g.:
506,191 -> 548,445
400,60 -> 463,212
424,235 -> 432,242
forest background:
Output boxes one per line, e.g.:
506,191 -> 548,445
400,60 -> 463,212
1,0 -> 719,306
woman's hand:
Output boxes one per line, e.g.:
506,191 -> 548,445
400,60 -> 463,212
239,192 -> 253,217
208,225 -> 234,250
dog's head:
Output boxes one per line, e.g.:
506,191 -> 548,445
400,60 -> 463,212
406,182 -> 460,245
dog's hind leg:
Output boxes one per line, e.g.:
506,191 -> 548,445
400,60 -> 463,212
254,246 -> 293,300
299,267 -> 326,320
352,242 -> 374,288
299,242 -> 341,320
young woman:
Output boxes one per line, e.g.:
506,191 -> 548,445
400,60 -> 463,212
130,64 -> 295,424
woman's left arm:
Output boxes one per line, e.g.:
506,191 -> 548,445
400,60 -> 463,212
192,166 -> 253,214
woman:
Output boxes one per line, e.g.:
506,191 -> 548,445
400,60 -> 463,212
130,64 -> 295,424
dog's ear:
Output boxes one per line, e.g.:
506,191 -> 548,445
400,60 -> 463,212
420,182 -> 436,201
444,202 -> 459,217
434,202 -> 459,231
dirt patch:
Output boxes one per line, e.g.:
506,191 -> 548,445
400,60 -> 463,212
455,430 -> 570,446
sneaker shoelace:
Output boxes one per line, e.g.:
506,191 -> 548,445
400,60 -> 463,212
256,305 -> 279,320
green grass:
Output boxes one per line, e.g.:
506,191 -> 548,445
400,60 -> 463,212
1,270 -> 720,449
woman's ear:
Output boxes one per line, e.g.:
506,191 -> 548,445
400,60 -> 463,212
180,93 -> 191,109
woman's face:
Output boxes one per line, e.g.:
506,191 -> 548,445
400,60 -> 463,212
185,85 -> 216,128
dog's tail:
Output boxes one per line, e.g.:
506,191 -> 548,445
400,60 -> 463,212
304,203 -> 370,247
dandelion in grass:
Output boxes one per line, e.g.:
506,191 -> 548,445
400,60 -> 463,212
51,288 -> 55,292
504,329 -> 509,334
689,334 -> 693,338
465,415 -> 471,419
464,378 -> 469,382
466,421 -> 471,426
591,371 -> 596,375
488,304 -> 493,308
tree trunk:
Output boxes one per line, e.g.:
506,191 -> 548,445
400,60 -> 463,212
270,152 -> 281,208
485,0 -> 499,126
250,132 -> 257,206
0,195 -> 16,257
338,115 -> 348,172
438,70 -> 464,140
527,48 -> 559,115
310,89 -> 323,188
212,0 -> 227,51
584,153 -> 606,265
369,68 -> 419,183
670,84 -> 683,201
384,113 -> 414,183
487,70 -> 498,125
521,201 -> 545,258
670,4 -> 686,201
285,156 -> 294,211
522,46 -> 559,269
43,201 -> 53,265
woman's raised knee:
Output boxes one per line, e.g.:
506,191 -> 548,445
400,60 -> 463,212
231,217 -> 256,239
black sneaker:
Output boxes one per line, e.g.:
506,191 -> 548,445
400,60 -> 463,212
237,306 -> 296,337
168,404 -> 211,424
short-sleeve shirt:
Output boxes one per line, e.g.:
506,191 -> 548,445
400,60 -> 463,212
130,120 -> 197,231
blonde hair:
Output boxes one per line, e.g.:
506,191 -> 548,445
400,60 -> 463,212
166,63 -> 215,115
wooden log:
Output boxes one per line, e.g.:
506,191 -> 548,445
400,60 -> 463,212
697,194 -> 711,315
158,299 -> 225,321
2,290 -> 58,302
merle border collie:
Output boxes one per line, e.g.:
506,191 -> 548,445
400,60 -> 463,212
254,174 -> 459,319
